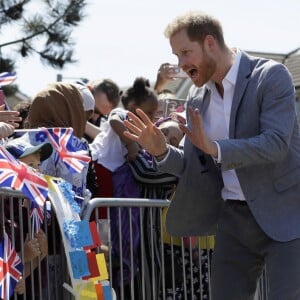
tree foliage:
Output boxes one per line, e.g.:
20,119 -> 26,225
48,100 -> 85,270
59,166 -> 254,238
0,0 -> 87,82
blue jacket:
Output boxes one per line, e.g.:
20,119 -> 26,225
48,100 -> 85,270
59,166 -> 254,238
162,51 -> 300,242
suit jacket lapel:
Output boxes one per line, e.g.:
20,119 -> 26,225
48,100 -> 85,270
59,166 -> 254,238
187,86 -> 211,115
229,52 -> 252,138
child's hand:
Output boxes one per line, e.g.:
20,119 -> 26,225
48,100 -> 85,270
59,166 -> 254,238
14,277 -> 25,295
35,230 -> 48,259
100,244 -> 109,265
23,235 -> 41,262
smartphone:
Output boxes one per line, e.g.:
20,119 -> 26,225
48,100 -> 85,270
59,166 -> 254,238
164,98 -> 186,117
165,64 -> 188,78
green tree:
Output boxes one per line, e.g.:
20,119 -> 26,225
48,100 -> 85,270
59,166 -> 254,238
0,0 -> 87,95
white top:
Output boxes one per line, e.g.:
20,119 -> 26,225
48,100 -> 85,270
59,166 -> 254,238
205,48 -> 245,200
89,107 -> 128,172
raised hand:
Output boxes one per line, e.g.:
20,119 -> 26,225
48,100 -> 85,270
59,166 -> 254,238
124,108 -> 168,156
154,63 -> 174,93
180,107 -> 218,157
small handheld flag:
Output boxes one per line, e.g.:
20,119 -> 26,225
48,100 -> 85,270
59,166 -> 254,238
0,145 -> 48,206
42,127 -> 91,173
0,232 -> 23,300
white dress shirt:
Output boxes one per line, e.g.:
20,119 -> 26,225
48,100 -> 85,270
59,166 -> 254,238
157,49 -> 246,200
205,48 -> 246,201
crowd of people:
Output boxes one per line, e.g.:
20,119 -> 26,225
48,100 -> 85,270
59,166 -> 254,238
0,70 -> 191,299
0,9 -> 299,300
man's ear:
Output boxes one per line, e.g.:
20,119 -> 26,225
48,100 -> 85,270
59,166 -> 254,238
204,35 -> 216,51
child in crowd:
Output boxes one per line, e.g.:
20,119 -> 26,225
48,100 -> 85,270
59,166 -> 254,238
90,77 -> 158,199
6,132 -> 53,172
89,77 -> 158,298
85,78 -> 121,141
5,133 -> 53,297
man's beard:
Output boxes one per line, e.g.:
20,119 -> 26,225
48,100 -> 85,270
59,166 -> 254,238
193,50 -> 216,87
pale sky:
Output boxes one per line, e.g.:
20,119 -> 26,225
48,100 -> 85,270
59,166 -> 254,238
2,0 -> 299,98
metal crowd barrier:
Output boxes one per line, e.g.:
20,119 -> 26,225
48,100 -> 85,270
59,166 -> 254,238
0,188 -> 72,300
0,189 -> 268,300
81,198 -> 268,300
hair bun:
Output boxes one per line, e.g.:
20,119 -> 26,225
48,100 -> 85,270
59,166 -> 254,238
133,77 -> 150,93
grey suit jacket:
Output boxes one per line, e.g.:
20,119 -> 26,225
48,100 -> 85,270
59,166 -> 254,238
162,51 -> 300,242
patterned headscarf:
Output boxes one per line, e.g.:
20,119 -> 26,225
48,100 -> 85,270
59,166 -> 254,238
28,82 -> 86,138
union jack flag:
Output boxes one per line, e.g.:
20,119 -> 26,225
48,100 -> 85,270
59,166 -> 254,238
0,73 -> 17,87
0,232 -> 23,300
29,202 -> 45,234
42,127 -> 91,173
0,145 -> 48,206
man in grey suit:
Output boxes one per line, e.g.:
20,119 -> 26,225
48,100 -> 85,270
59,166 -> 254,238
124,11 -> 300,300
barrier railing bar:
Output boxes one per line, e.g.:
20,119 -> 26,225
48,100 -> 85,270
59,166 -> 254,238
81,198 -> 170,221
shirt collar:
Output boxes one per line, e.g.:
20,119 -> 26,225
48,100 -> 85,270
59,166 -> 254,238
206,48 -> 242,90
225,48 -> 241,86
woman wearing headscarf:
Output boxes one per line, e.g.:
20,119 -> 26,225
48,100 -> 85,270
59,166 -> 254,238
27,82 -> 95,199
